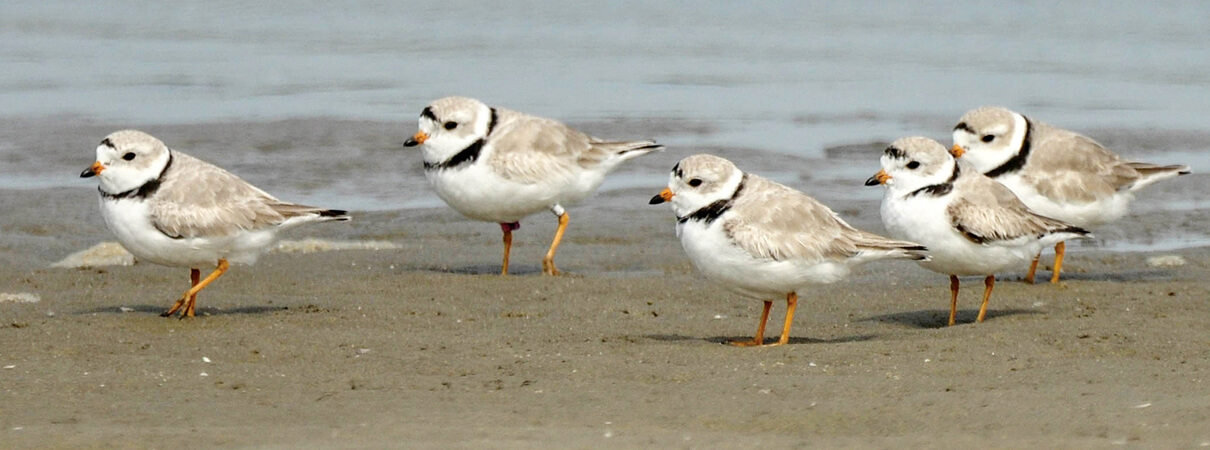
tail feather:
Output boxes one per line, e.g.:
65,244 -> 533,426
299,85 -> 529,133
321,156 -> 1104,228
317,209 -> 352,221
274,203 -> 352,222
1125,162 -> 1191,191
871,243 -> 930,261
1047,224 -> 1091,240
854,232 -> 930,262
594,140 -> 665,156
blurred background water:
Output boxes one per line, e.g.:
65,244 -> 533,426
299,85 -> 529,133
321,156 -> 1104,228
5,1 -> 1209,146
2,0 -> 1209,249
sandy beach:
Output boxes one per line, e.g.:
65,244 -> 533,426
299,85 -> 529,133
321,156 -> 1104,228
1,118 -> 1208,448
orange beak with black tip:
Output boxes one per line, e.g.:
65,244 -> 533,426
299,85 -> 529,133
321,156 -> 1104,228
403,131 -> 428,147
949,144 -> 966,158
864,169 -> 890,186
649,187 -> 673,204
80,161 -> 104,178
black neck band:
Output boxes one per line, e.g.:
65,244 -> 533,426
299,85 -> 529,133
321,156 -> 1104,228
907,162 -> 960,198
984,116 -> 1032,178
678,174 -> 747,225
424,107 -> 498,171
100,152 -> 173,201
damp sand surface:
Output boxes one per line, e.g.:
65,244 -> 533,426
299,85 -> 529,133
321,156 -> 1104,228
1,119 -> 1209,447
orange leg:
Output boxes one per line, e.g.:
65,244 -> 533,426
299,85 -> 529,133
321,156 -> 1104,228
165,259 -> 229,318
189,268 -> 200,307
771,292 -> 798,346
501,227 -> 513,276
976,275 -> 995,323
1050,242 -> 1066,284
542,211 -> 569,276
729,300 -> 773,347
162,268 -> 201,317
1024,253 -> 1040,284
948,275 -> 960,326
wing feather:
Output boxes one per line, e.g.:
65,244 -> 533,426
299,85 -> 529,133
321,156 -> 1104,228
149,151 -> 286,238
948,174 -> 1082,244
485,111 -> 590,184
723,176 -> 915,262
1025,124 -> 1153,201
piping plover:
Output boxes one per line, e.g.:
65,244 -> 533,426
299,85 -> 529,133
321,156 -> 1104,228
403,96 -> 663,275
867,137 -> 1090,326
80,130 -> 351,318
651,154 -> 928,347
952,106 -> 1190,283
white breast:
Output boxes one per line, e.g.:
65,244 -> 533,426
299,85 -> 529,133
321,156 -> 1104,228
996,173 -> 1129,228
880,191 -> 1038,276
425,161 -> 598,223
676,217 -> 849,300
99,196 -> 274,267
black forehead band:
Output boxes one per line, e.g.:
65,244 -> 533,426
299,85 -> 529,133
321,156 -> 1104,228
421,107 -> 438,122
953,122 -> 976,134
100,138 -> 115,149
884,145 -> 907,159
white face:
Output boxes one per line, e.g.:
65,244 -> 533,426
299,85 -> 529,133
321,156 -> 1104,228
879,138 -> 955,194
89,132 -> 170,195
664,155 -> 742,218
412,97 -> 493,164
952,110 -> 1025,173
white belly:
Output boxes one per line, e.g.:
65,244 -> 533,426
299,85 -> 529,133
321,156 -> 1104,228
997,173 -> 1129,228
881,191 -> 1039,276
677,218 -> 850,301
426,163 -> 601,223
99,197 -> 273,268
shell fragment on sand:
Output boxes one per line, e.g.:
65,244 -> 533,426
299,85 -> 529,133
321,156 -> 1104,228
271,238 -> 400,253
0,292 -> 40,304
1146,255 -> 1186,268
49,239 -> 400,268
51,242 -> 134,269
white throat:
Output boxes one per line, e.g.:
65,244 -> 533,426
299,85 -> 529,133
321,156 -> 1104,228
99,149 -> 171,195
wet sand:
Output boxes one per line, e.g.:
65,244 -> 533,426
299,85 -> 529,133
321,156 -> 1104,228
2,119 -> 1209,447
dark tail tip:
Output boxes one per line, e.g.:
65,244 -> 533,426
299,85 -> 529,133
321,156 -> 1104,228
905,245 -> 929,260
320,209 -> 352,220
1053,225 -> 1090,237
622,142 -> 665,154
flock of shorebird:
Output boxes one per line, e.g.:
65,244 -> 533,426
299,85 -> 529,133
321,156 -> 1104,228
79,97 -> 1189,347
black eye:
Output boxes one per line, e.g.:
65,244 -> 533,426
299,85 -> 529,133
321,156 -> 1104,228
687,178 -> 702,187
906,161 -> 920,170
443,121 -> 458,130
981,134 -> 994,143
122,152 -> 136,161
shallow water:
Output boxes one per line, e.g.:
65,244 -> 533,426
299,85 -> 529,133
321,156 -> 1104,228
2,1 -> 1208,251
5,2 -> 1209,134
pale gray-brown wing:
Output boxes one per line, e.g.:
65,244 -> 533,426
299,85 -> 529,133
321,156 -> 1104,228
948,175 -> 1075,244
149,151 -> 287,239
1025,125 -> 1140,202
485,110 -> 596,184
722,175 -> 867,262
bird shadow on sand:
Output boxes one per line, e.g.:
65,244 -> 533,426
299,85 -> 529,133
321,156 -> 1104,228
417,264 -> 540,276
76,304 -> 287,316
645,333 -> 879,346
417,264 -> 586,277
858,308 -> 1040,329
1002,269 -> 1176,283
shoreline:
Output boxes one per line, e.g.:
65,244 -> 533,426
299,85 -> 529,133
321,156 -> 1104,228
2,117 -> 1209,446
